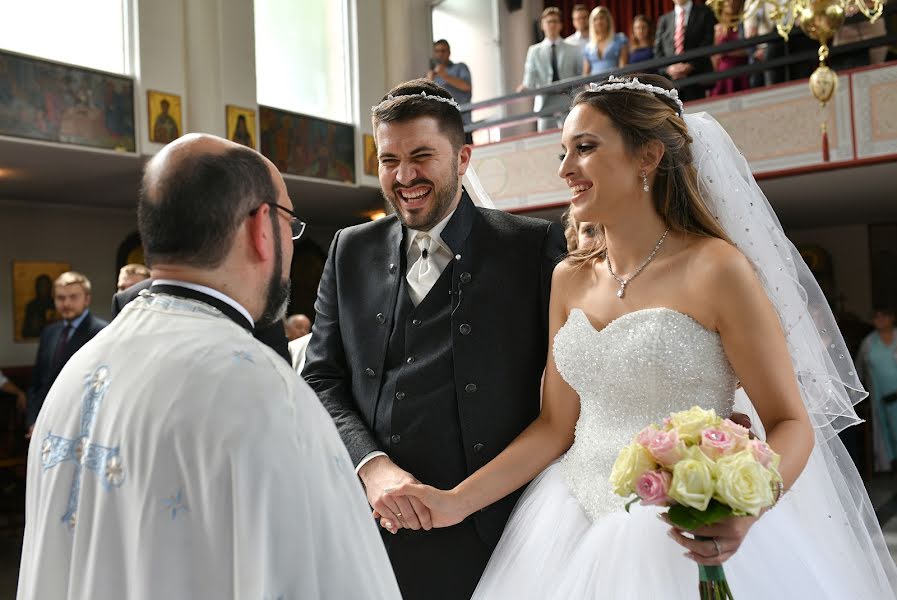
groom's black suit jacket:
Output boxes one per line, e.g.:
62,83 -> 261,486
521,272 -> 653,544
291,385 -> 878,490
303,193 -> 566,591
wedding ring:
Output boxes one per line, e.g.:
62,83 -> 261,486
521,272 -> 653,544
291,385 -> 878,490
711,538 -> 722,557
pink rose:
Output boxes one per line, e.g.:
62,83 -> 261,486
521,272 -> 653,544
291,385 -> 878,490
699,427 -> 736,459
636,426 -> 659,446
638,428 -> 684,466
748,439 -> 776,468
635,470 -> 672,506
721,419 -> 751,449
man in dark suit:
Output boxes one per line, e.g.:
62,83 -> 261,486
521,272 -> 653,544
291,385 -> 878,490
111,278 -> 292,364
654,0 -> 717,102
27,271 -> 107,433
302,79 -> 566,600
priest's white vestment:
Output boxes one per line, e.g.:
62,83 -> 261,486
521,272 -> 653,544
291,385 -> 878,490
17,292 -> 401,599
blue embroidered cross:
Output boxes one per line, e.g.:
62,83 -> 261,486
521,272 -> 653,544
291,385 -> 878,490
40,365 -> 125,529
162,489 -> 189,520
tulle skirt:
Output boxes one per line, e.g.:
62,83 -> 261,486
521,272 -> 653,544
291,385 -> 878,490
473,459 -> 896,599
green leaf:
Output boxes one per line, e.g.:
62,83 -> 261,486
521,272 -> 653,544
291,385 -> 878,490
667,500 -> 734,530
624,496 -> 640,513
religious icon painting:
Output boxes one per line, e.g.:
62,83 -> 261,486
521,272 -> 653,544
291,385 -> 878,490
147,90 -> 183,145
363,134 -> 378,177
12,261 -> 71,342
226,105 -> 257,149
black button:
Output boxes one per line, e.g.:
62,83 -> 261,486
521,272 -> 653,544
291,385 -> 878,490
465,383 -> 477,393
395,391 -> 406,400
391,434 -> 402,444
389,263 -> 397,274
376,312 -> 386,324
365,368 -> 375,378
411,319 -> 422,327
473,443 -> 484,453
459,323 -> 471,335
406,357 -> 415,365
460,272 -> 471,283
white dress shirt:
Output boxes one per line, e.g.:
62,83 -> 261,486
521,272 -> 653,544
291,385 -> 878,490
675,1 -> 694,26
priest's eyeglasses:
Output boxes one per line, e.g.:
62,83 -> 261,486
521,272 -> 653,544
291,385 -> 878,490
250,202 -> 306,240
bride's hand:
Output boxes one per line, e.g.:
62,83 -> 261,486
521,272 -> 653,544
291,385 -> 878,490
381,483 -> 471,530
665,513 -> 760,566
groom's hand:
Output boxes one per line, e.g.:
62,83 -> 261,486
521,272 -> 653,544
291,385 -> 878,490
359,455 -> 433,533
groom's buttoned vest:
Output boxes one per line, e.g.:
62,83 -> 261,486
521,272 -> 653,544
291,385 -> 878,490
374,259 -> 469,491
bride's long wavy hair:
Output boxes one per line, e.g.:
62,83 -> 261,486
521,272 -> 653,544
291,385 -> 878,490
566,74 -> 731,266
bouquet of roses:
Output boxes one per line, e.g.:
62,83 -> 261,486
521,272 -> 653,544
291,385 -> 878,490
610,406 -> 782,600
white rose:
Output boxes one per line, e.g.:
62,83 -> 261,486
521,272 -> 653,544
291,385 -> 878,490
714,450 -> 775,516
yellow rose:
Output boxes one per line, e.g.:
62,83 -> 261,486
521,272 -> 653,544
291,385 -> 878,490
713,450 -> 775,516
609,442 -> 656,496
669,406 -> 722,444
668,453 -> 715,511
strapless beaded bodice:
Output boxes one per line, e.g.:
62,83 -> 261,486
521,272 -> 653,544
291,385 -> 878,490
555,308 -> 738,520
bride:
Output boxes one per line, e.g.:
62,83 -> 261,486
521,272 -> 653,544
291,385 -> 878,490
384,74 -> 897,598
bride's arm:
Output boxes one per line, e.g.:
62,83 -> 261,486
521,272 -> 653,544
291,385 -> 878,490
383,262 -> 583,529
704,242 -> 815,489
669,240 -> 815,565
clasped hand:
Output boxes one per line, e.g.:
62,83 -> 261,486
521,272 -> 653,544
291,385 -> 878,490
361,457 -> 470,533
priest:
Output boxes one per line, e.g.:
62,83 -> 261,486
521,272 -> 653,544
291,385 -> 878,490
17,134 -> 401,600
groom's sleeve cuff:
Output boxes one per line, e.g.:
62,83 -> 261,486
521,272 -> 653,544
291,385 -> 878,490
355,451 -> 388,475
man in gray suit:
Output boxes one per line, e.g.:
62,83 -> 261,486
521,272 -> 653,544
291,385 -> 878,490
518,7 -> 582,132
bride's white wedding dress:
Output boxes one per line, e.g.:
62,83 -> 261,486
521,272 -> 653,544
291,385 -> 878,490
473,307 -> 896,599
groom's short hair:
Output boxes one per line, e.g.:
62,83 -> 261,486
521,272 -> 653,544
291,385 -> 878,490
372,79 -> 465,152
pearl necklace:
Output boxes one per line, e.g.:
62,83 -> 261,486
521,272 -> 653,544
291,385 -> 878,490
606,227 -> 670,298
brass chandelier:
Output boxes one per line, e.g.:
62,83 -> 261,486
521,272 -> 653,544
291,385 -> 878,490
706,0 -> 885,105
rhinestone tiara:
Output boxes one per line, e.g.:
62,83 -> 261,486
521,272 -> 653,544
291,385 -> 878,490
588,76 -> 684,115
371,90 -> 461,113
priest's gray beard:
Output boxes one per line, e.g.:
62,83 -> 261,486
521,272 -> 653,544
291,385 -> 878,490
258,225 -> 291,328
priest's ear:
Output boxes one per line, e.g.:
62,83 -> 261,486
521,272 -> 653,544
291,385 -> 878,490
246,202 -> 277,263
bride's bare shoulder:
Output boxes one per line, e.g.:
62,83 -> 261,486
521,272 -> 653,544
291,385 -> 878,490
688,236 -> 761,292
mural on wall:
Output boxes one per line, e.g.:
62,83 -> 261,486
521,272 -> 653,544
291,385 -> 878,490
147,90 -> 182,145
227,105 -> 256,149
11,261 -> 71,343
259,105 -> 355,184
0,50 -> 135,152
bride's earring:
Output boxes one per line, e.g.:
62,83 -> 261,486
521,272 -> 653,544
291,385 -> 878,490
641,171 -> 649,193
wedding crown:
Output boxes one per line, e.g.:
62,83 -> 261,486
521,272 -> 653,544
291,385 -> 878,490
371,91 -> 461,113
588,76 -> 684,116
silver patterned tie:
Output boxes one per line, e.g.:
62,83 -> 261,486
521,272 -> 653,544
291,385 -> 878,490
407,233 -> 438,306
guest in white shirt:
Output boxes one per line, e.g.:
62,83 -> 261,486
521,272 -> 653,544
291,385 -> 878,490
565,3 -> 590,53
519,7 -> 582,131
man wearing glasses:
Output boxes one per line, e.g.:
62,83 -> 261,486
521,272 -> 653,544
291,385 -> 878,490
109,210 -> 298,363
17,134 -> 402,600
518,7 -> 581,132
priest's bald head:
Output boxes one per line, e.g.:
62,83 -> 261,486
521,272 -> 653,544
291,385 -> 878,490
138,133 -> 296,327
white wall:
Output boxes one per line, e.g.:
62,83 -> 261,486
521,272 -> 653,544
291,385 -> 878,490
0,201 -> 138,366
787,225 -> 872,319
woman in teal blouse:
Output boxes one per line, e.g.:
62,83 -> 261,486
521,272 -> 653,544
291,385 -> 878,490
857,307 -> 897,471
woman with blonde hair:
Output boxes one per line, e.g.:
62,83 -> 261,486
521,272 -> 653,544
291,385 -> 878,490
582,6 -> 628,75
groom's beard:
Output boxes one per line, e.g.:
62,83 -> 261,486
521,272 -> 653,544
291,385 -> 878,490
257,226 -> 292,329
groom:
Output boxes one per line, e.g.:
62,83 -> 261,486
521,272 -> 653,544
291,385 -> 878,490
302,79 -> 566,599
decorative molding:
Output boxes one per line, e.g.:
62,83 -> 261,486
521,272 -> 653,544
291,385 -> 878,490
852,64 -> 897,159
689,76 -> 853,171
